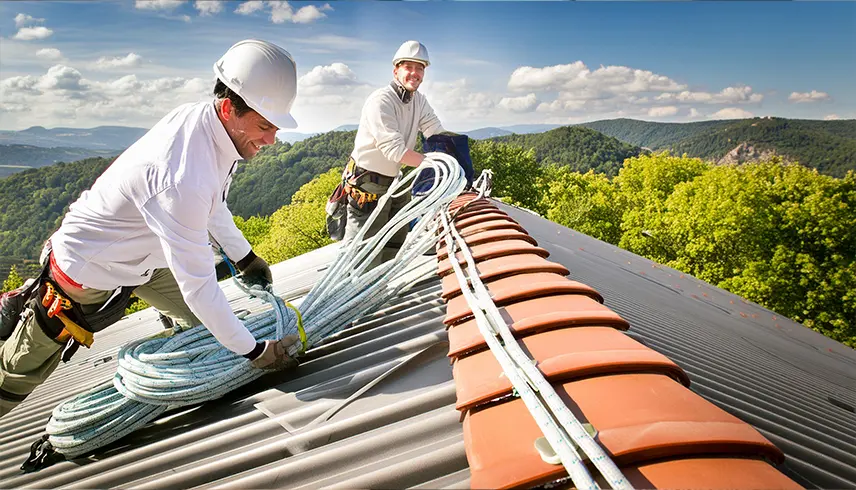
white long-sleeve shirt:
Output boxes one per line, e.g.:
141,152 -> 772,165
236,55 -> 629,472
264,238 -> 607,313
350,84 -> 444,177
50,100 -> 257,356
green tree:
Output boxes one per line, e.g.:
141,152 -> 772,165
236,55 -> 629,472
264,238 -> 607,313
1,265 -> 24,293
614,151 -> 710,262
254,167 -> 343,264
470,140 -> 546,214
233,215 -> 271,248
540,166 -> 623,245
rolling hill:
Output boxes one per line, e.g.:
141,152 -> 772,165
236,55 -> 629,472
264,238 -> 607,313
0,145 -> 120,178
578,118 -> 856,177
488,125 -> 643,176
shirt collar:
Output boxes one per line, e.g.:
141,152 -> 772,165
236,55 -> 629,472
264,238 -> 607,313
206,99 -> 243,164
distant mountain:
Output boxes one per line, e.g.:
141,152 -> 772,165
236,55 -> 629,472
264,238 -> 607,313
576,117 -> 856,177
0,126 -> 146,151
333,124 -> 359,132
498,124 -> 564,134
489,126 -> 642,176
0,145 -> 119,178
461,127 -> 513,140
277,132 -> 318,144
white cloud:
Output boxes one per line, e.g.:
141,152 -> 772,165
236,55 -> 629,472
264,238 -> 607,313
499,94 -> 538,113
788,90 -> 830,103
655,85 -> 762,104
15,13 -> 44,28
709,107 -> 754,120
94,53 -> 144,70
36,65 -> 87,92
235,1 -> 265,14
824,114 -> 840,121
194,0 -> 223,15
269,1 -> 293,22
13,26 -> 53,41
1,64 -> 212,128
292,4 -> 332,23
135,0 -> 185,10
298,63 -> 363,96
688,108 -> 701,119
421,79 -> 495,121
648,106 -> 678,117
235,1 -> 330,24
508,61 -> 686,95
36,48 -> 63,60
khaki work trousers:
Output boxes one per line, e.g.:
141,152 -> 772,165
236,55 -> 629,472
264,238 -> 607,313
343,174 -> 411,271
0,268 -> 200,418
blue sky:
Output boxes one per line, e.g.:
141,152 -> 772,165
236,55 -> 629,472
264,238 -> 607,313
1,1 -> 853,133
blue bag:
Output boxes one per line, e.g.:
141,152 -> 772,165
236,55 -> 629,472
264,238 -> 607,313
423,133 -> 475,189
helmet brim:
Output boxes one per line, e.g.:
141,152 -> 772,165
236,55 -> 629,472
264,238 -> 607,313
268,112 -> 298,130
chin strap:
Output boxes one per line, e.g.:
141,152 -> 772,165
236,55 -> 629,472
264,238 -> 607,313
390,79 -> 413,104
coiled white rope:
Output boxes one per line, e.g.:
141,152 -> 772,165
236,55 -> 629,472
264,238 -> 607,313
440,177 -> 633,490
45,152 -> 466,458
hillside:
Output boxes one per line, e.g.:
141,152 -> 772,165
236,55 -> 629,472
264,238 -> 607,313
671,118 -> 856,177
489,126 -> 643,176
0,156 -> 115,280
227,130 -> 355,218
578,119 -> 733,149
580,117 -> 856,177
0,145 -> 120,178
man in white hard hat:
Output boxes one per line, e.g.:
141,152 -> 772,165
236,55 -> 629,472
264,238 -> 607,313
0,39 -> 301,418
336,41 -> 445,268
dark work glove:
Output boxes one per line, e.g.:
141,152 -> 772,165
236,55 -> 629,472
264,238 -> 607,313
248,335 -> 301,371
236,250 -> 272,290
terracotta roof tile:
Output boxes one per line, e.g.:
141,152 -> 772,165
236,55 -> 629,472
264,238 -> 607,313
447,294 -> 630,358
452,327 -> 690,411
442,197 -> 801,489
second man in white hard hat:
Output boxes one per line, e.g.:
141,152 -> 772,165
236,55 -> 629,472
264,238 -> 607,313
337,40 -> 446,269
0,39 -> 302,418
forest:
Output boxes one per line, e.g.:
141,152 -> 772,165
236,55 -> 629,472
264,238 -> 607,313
2,123 -> 853,348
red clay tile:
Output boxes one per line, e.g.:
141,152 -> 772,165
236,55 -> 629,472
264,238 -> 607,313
456,219 -> 528,237
448,294 -> 630,358
441,270 -> 600,302
606,457 -> 802,490
453,327 -> 690,411
454,212 -> 518,231
444,272 -> 603,326
436,239 -> 550,276
450,205 -> 500,221
435,229 -> 537,255
464,373 -> 785,489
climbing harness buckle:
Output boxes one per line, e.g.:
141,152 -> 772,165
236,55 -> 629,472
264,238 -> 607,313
21,434 -> 63,473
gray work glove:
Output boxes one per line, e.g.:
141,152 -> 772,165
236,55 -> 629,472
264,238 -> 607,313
236,251 -> 272,290
250,335 -> 301,371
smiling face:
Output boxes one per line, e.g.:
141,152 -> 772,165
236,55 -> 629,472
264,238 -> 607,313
217,98 -> 279,160
394,60 -> 426,92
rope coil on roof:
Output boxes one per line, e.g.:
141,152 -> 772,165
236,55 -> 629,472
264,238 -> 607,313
43,153 -> 467,459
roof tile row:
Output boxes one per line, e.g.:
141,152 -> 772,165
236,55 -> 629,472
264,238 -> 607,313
440,192 -> 803,490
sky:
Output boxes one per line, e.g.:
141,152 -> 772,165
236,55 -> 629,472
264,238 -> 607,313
0,0 -> 854,135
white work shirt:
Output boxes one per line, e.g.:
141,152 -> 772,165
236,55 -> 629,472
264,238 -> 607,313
350,84 -> 444,177
50,100 -> 257,356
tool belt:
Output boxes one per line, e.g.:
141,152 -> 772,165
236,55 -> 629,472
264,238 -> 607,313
2,250 -> 135,361
342,158 -> 395,207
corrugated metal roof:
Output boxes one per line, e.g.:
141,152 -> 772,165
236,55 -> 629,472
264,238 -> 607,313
1,199 -> 854,489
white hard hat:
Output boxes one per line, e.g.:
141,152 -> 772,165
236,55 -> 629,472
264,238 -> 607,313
392,40 -> 430,68
213,39 -> 298,129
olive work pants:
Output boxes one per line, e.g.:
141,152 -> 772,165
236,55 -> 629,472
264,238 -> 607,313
0,268 -> 200,418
